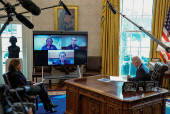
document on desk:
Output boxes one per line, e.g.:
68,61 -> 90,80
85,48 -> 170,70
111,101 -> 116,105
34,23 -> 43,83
33,82 -> 42,86
97,78 -> 110,82
109,76 -> 127,82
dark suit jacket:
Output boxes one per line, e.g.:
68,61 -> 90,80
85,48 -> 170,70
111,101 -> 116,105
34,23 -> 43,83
9,70 -> 31,88
55,60 -> 71,65
129,63 -> 151,81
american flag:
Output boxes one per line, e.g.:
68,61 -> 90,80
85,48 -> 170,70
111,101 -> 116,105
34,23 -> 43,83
160,6 -> 170,63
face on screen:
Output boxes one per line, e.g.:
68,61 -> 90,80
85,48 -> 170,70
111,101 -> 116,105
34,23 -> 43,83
46,38 -> 53,46
60,53 -> 66,62
71,37 -> 77,45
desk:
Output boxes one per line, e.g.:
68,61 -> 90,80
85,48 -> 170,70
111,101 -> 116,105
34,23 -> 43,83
65,75 -> 168,114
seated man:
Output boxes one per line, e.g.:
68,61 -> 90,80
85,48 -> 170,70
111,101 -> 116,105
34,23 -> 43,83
55,52 -> 71,65
127,56 -> 151,81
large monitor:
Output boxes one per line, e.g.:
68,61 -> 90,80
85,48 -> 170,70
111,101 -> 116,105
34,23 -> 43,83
33,31 -> 88,66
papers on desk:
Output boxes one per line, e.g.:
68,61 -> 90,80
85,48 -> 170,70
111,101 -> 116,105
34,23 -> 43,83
33,82 -> 42,86
110,76 -> 126,82
97,76 -> 126,82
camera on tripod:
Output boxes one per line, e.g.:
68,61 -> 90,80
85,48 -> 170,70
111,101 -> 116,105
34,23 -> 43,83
0,84 -> 36,114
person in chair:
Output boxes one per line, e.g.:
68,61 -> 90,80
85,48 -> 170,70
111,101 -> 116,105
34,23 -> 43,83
8,59 -> 58,113
55,52 -> 71,65
8,36 -> 20,58
127,56 -> 151,81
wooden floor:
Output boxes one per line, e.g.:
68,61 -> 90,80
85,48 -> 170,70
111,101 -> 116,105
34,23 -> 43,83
45,83 -> 66,90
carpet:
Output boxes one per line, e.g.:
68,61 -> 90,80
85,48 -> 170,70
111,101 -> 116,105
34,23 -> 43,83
36,90 -> 66,114
166,99 -> 170,114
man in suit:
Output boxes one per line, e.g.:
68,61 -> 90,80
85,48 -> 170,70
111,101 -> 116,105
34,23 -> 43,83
55,52 -> 71,65
127,56 -> 151,81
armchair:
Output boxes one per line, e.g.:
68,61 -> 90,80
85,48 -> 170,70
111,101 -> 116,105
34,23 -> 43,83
83,56 -> 102,77
3,71 -> 38,110
32,66 -> 52,82
151,62 -> 168,87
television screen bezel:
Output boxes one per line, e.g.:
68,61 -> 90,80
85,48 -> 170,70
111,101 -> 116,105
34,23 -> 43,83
33,31 -> 88,66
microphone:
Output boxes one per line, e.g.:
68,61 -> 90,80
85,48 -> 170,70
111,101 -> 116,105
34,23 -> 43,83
15,13 -> 34,29
60,1 -> 71,15
18,0 -> 41,16
107,1 -> 116,14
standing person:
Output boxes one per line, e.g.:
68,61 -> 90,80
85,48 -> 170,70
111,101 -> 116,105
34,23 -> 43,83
8,59 -> 58,113
42,37 -> 57,50
127,56 -> 151,81
66,37 -> 80,50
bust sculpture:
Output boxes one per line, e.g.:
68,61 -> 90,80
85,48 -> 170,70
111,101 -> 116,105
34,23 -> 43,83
8,36 -> 20,58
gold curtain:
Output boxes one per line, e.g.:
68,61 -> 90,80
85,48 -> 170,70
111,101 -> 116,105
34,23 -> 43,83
150,0 -> 170,87
100,0 -> 120,76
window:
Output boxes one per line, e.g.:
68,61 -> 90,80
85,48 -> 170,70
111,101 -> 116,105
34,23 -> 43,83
1,23 -> 23,74
119,0 -> 153,77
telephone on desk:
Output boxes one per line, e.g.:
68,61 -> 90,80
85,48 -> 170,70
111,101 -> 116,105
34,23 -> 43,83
122,81 -> 159,92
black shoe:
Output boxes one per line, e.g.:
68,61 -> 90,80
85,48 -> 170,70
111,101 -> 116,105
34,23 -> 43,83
49,102 -> 59,108
44,106 -> 57,113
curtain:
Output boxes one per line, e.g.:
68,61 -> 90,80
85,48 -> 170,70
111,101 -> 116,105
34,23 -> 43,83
150,0 -> 170,87
100,0 -> 120,76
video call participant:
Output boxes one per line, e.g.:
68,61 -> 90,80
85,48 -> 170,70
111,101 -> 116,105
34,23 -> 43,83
66,37 -> 80,50
42,37 -> 57,50
127,56 -> 151,81
8,59 -> 58,113
55,52 -> 71,65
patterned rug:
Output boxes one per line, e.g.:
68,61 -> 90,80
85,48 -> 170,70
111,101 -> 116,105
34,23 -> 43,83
36,90 -> 66,114
166,99 -> 170,114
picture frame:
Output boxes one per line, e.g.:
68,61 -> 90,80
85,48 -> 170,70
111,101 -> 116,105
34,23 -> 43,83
54,5 -> 78,31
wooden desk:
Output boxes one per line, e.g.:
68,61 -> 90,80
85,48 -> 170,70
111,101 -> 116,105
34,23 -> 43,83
65,75 -> 168,114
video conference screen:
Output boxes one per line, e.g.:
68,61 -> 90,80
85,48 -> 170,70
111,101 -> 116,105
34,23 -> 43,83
33,31 -> 88,66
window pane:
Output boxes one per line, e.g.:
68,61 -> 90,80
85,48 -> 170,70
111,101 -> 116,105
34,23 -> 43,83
132,16 -> 142,30
120,54 -> 131,62
2,38 -> 23,51
122,0 -> 133,15
133,0 -> 143,15
141,33 -> 151,47
131,32 -> 141,47
2,52 -> 8,65
12,24 -> 22,37
131,47 -> 140,56
143,0 -> 153,15
121,32 -> 131,46
122,16 -> 133,30
120,62 -> 130,76
1,24 -> 12,37
143,16 -> 152,31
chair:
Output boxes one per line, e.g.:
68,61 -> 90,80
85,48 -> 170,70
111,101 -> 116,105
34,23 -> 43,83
32,66 -> 52,88
151,62 -> 168,87
83,56 -> 102,77
3,71 -> 38,110
32,66 -> 52,82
